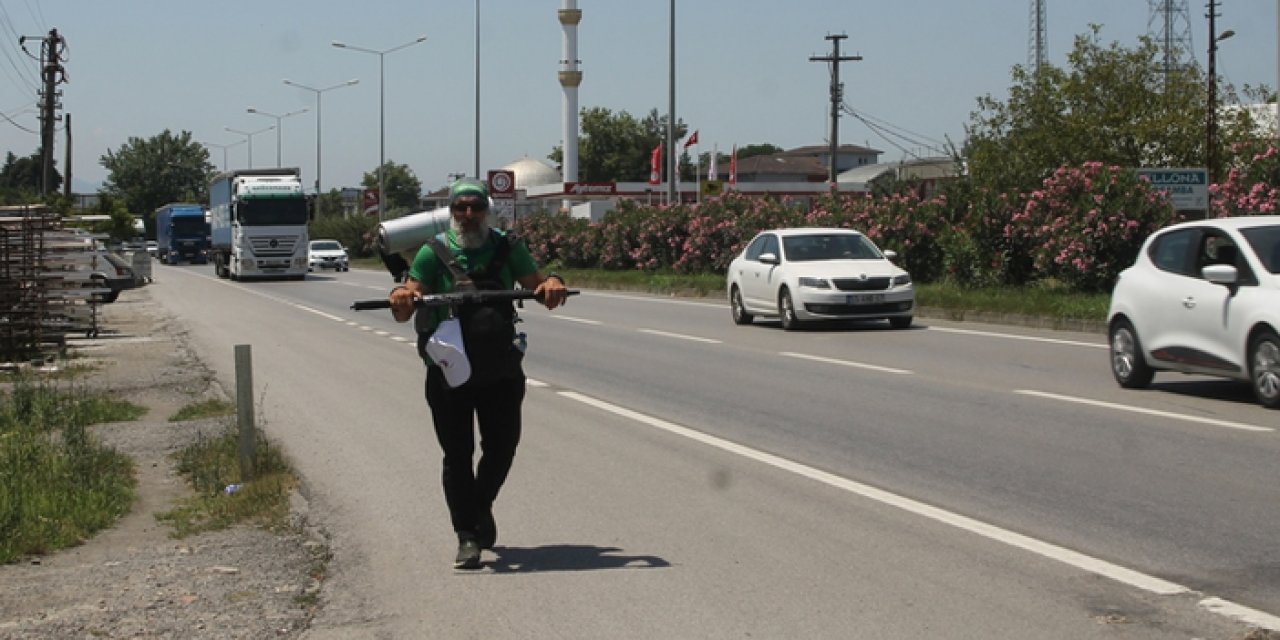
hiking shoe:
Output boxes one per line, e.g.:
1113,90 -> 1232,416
476,509 -> 497,550
454,537 -> 481,570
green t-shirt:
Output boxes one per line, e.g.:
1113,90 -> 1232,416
407,228 -> 537,332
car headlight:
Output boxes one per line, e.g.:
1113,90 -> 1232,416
798,276 -> 831,289
892,273 -> 913,286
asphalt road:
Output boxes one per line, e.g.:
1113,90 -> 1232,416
144,263 -> 1279,639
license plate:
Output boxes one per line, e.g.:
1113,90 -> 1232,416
847,294 -> 883,304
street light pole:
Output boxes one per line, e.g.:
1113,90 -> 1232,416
203,139 -> 246,172
246,106 -> 308,168
332,35 -> 428,222
284,78 -> 359,194
225,125 -> 275,169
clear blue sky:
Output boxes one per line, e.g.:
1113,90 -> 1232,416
0,1 -> 1275,196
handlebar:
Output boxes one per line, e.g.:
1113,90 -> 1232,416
351,289 -> 580,311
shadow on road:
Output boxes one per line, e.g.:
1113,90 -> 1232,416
485,544 -> 670,573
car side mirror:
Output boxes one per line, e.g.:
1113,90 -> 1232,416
883,249 -> 898,261
759,252 -> 779,265
1202,263 -> 1239,286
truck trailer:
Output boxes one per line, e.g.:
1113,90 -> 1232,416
208,168 -> 309,280
154,203 -> 210,264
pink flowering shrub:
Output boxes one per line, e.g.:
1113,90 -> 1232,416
674,192 -> 806,273
1007,162 -> 1176,292
514,209 -> 599,268
516,161 -> 1194,293
936,186 -> 1027,288
811,190 -> 949,282
1210,143 -> 1280,217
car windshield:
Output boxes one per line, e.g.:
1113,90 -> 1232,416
311,241 -> 342,251
1240,224 -> 1280,274
236,198 -> 308,226
171,217 -> 208,235
782,233 -> 881,262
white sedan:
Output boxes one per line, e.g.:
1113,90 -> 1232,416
308,239 -> 349,272
1107,215 -> 1280,408
727,228 -> 915,330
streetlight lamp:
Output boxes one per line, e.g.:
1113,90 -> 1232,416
332,34 -> 428,221
246,106 -> 308,168
283,78 -> 359,195
203,139 -> 246,171
225,125 -> 275,169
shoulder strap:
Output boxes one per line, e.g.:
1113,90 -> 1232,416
426,234 -> 474,288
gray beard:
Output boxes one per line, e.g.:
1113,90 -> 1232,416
451,217 -> 490,250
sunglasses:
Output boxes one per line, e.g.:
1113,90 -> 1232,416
450,201 -> 489,213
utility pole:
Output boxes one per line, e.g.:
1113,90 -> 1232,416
810,34 -> 861,187
1207,0 -> 1222,188
20,28 -> 67,197
63,113 -> 71,199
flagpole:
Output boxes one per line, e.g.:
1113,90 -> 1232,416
695,142 -> 701,204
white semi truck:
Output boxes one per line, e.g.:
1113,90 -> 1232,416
208,168 -> 309,280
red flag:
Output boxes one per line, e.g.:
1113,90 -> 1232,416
649,143 -> 662,185
684,130 -> 699,148
728,144 -> 737,186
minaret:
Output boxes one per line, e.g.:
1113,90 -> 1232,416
558,1 -> 582,208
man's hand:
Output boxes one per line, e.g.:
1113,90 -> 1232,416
389,282 -> 421,322
533,274 -> 568,310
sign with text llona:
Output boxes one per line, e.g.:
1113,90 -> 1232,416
1137,168 -> 1208,213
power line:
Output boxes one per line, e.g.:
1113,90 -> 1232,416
841,103 -> 948,161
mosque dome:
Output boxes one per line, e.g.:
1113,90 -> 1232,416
500,156 -> 561,189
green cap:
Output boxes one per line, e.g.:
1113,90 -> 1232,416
449,178 -> 489,205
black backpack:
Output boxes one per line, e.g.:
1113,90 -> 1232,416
419,231 -> 523,384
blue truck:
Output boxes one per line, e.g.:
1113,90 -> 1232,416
154,203 -> 210,265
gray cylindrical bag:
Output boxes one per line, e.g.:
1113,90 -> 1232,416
377,207 -> 452,254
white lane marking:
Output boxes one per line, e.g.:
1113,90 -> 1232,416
526,378 -> 549,388
558,390 -> 1188,596
780,351 -> 912,375
1200,597 -> 1280,630
929,326 -> 1105,349
1015,390 -> 1273,433
584,290 -> 724,308
554,316 -> 602,325
293,305 -> 347,323
638,328 -> 722,344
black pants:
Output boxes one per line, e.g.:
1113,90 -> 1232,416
425,365 -> 526,538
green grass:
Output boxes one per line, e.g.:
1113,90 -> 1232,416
156,422 -> 298,538
169,398 -> 236,422
0,379 -> 144,563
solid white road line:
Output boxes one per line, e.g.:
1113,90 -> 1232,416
780,351 -> 913,375
929,326 -> 1106,349
557,389 -> 1280,631
1015,390 -> 1273,433
553,316 -> 602,325
637,328 -> 722,344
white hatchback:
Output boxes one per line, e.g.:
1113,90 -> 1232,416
727,228 -> 915,330
1107,215 -> 1280,408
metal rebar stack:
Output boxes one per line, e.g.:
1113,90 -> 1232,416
0,205 -> 58,364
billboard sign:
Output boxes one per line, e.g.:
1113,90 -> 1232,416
1137,168 -> 1208,213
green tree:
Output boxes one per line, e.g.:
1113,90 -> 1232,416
734,143 -> 782,160
99,130 -> 213,235
548,107 -> 687,182
87,193 -> 139,243
361,161 -> 422,217
963,26 -> 1257,194
0,149 -> 62,203
314,189 -> 348,218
